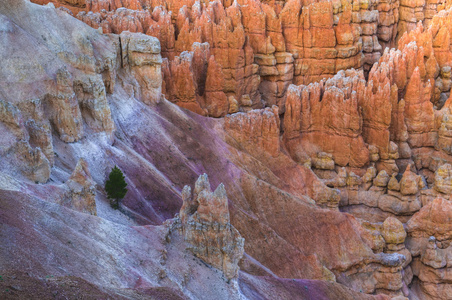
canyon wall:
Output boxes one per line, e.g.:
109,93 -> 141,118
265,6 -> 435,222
34,0 -> 448,116
7,0 -> 452,299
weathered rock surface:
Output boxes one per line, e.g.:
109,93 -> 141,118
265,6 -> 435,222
9,0 -> 452,299
34,0 -> 448,117
64,158 -> 97,215
224,106 -> 280,157
0,97 -> 51,184
406,198 -> 452,299
283,71 -> 370,168
120,31 -> 163,105
0,0 -> 117,185
433,163 -> 452,194
177,174 -> 245,280
1,2 -> 393,300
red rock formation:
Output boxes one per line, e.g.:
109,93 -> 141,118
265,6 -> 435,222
30,0 -> 86,14
205,55 -> 229,117
147,6 -> 176,58
283,71 -> 369,168
404,67 -> 436,148
163,51 -> 204,114
377,0 -> 399,50
86,0 -> 142,12
56,0 -> 451,119
224,106 -> 280,157
59,0 -> 412,115
433,163 -> 452,194
361,63 -> 395,161
15,1 -> 452,299
406,197 -> 452,299
408,197 -> 452,240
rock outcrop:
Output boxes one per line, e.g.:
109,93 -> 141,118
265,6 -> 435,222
177,174 -> 245,281
283,70 -> 370,168
64,158 -> 97,215
407,197 -> 452,299
433,163 -> 452,194
120,31 -> 163,105
0,99 -> 51,184
0,1 -> 119,184
11,0 -> 452,299
161,46 -> 231,116
38,0 -> 446,117
224,106 -> 280,157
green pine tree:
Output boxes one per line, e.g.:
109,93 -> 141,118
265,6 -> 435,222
105,166 -> 128,209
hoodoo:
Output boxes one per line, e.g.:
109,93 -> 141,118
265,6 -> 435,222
2,0 -> 452,299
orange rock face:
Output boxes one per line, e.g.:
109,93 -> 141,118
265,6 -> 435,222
30,0 -> 86,14
35,0 -> 431,116
283,71 -> 370,168
15,1 -> 452,299
39,0 -> 452,121
406,198 -> 452,299
407,197 -> 452,240
224,106 -> 280,157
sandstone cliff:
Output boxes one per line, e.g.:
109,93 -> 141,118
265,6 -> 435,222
34,0 -> 449,117
5,0 -> 452,299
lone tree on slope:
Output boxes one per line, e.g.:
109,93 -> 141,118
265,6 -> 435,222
105,166 -> 128,209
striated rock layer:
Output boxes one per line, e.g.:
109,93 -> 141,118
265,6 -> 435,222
32,0 -> 449,117
0,2 -> 393,300
8,0 -> 452,299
